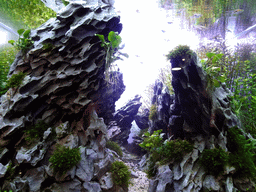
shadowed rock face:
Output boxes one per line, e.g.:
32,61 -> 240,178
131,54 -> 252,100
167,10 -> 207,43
0,1 -> 127,191
146,48 -> 252,192
0,0 -> 122,146
170,51 -> 239,138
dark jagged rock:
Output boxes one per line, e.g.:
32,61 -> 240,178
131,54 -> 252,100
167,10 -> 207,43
114,95 -> 142,129
108,95 -> 142,145
0,1 -> 127,191
147,46 -> 251,191
134,108 -> 149,130
148,80 -> 174,138
90,71 -> 125,125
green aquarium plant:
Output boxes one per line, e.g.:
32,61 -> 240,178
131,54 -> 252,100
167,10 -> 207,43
5,71 -> 26,89
0,46 -> 18,95
24,120 -> 50,142
106,140 -> 123,157
62,0 -> 69,6
0,0 -> 56,29
166,45 -> 194,61
201,52 -> 226,89
95,31 -> 128,81
227,127 -> 256,180
8,29 -> 34,54
199,147 -> 229,176
149,104 -> 157,120
110,161 -> 131,187
49,145 -> 81,176
139,129 -> 194,178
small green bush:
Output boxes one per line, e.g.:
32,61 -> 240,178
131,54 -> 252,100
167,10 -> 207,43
62,0 -> 69,6
110,161 -> 131,187
166,45 -> 194,61
6,72 -> 26,89
49,145 -> 81,176
24,120 -> 50,142
0,46 -> 18,95
8,29 -> 34,54
199,147 -> 229,176
227,127 -> 256,180
149,104 -> 157,120
139,129 -> 194,178
106,140 -> 123,157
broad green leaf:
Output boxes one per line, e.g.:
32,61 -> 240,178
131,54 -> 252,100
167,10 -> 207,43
95,34 -> 105,43
17,29 -> 25,36
217,76 -> 226,83
108,31 -> 116,42
213,79 -> 220,87
206,52 -> 215,59
216,53 -> 224,59
23,29 -> 31,38
8,40 -> 15,45
119,52 -> 129,58
111,35 -> 121,49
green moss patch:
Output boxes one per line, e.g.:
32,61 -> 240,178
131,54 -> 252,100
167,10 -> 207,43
49,145 -> 81,176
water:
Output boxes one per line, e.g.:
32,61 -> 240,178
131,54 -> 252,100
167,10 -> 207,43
114,0 -> 256,108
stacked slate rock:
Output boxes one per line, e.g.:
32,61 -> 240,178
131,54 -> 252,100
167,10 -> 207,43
0,0 -> 126,191
147,48 -> 254,191
108,95 -> 142,145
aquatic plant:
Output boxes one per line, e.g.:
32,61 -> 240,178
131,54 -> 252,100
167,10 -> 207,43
0,0 -> 56,29
199,147 -> 229,176
6,71 -> 26,89
166,45 -> 194,61
8,29 -> 34,54
139,129 -> 193,178
24,120 -> 50,142
49,145 -> 81,176
0,46 -> 18,95
62,0 -> 69,6
227,127 -> 256,180
110,161 -> 131,187
148,104 -> 157,120
201,52 -> 226,89
95,31 -> 128,81
106,140 -> 123,157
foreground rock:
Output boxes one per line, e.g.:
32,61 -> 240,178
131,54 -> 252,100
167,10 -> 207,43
108,95 -> 142,145
147,46 -> 253,191
0,0 -> 127,191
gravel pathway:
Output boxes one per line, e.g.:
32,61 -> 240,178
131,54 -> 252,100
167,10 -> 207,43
122,150 -> 150,192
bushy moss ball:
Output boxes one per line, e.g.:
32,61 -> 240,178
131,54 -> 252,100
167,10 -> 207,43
49,145 -> 81,175
106,140 -> 123,157
110,161 -> 131,187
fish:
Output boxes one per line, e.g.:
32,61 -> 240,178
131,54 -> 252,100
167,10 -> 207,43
191,13 -> 202,18
232,9 -> 244,15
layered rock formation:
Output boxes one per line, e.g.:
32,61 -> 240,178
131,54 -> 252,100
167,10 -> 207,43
108,95 -> 142,145
146,47 -> 253,191
0,0 -> 126,191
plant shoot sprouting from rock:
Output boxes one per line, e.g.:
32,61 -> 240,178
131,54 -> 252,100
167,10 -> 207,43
8,29 -> 34,54
96,31 -> 128,82
166,45 -> 194,69
49,145 -> 81,176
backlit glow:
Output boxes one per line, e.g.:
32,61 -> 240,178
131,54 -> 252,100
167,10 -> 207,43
0,30 -> 7,44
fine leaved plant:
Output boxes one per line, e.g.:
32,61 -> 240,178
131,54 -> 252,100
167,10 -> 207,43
8,29 -> 34,54
139,129 -> 194,178
24,120 -> 50,143
49,145 -> 81,176
95,31 -> 128,82
0,46 -> 18,96
110,161 -> 131,187
106,140 -> 123,157
5,71 -> 26,90
149,104 -> 157,120
199,147 -> 229,176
